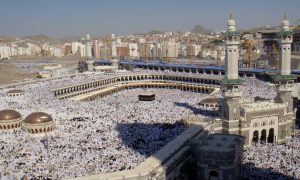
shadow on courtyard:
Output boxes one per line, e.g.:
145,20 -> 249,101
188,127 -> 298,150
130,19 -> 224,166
174,102 -> 220,117
241,162 -> 298,180
115,122 -> 187,157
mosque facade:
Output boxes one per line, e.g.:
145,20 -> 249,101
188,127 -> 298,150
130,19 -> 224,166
213,14 -> 296,147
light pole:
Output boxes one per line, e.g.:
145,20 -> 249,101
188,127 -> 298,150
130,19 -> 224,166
114,95 -> 119,123
290,125 -> 295,168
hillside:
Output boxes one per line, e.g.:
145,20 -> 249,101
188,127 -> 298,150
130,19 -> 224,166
191,25 -> 214,34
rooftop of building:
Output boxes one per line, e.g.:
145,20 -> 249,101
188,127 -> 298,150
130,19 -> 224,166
23,112 -> 53,124
6,89 -> 24,94
0,109 -> 22,121
241,101 -> 287,112
198,134 -> 244,152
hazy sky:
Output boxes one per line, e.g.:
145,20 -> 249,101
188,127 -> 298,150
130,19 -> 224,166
0,0 -> 299,37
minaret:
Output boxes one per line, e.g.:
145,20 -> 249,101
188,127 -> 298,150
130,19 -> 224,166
221,14 -> 243,133
273,14 -> 296,112
225,13 -> 239,80
86,41 -> 94,71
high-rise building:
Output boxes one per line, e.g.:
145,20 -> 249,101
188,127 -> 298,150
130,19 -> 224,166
161,41 -> 179,59
86,34 -> 90,41
85,42 -> 92,58
93,40 -> 100,59
111,41 -> 117,58
128,43 -> 139,59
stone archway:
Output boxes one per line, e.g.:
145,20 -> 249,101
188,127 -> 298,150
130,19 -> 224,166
260,129 -> 267,143
252,130 -> 259,143
296,107 -> 300,121
267,128 -> 275,143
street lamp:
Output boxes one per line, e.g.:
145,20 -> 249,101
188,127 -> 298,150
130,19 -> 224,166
114,95 -> 119,123
290,125 -> 295,167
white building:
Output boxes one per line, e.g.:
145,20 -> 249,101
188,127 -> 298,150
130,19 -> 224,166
50,47 -> 64,57
161,41 -> 179,59
85,42 -> 93,58
128,43 -> 139,59
72,42 -> 86,56
111,41 -> 117,58
27,43 -> 41,55
0,45 -> 12,59
17,47 -> 31,56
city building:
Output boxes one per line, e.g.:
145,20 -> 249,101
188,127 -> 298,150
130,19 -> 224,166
93,40 -> 100,59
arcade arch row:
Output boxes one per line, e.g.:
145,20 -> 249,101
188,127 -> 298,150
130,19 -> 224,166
252,128 -> 275,144
52,74 -> 220,99
71,81 -> 215,101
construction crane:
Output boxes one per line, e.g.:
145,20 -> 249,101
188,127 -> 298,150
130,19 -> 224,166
241,39 -> 254,68
216,47 -> 222,66
103,36 -> 110,60
272,43 -> 279,69
144,43 -> 148,63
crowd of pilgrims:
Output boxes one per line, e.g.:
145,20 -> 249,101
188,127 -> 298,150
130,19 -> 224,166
0,70 -> 298,179
242,134 -> 300,179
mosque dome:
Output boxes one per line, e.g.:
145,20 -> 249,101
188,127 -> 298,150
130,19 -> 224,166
0,109 -> 22,121
24,112 -> 53,124
200,97 -> 220,105
199,98 -> 221,111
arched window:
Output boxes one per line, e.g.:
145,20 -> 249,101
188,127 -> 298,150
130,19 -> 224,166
253,123 -> 258,127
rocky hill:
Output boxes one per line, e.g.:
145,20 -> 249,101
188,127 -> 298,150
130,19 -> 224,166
191,25 -> 214,34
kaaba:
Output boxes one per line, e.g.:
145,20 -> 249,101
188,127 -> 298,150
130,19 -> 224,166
138,93 -> 155,101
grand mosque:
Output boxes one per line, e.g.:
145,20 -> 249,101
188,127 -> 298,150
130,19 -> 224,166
69,15 -> 295,179
0,15 -> 297,180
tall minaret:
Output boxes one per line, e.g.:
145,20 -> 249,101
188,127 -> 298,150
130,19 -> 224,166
274,14 -> 296,112
221,14 -> 243,131
225,13 -> 239,80
86,41 -> 94,71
